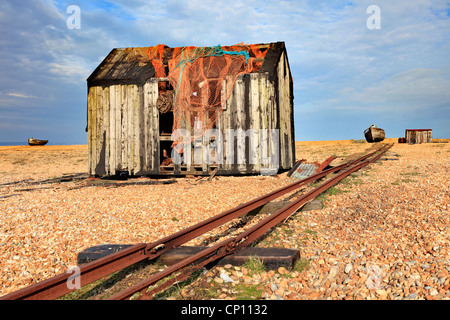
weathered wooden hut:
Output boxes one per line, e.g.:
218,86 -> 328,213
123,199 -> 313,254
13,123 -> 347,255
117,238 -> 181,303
86,42 -> 294,177
405,129 -> 432,144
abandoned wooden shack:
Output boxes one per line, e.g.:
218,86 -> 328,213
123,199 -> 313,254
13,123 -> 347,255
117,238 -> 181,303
86,42 -> 294,177
405,129 -> 432,144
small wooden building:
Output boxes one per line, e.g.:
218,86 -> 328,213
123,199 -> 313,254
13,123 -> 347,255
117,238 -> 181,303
86,42 -> 294,177
405,129 -> 432,144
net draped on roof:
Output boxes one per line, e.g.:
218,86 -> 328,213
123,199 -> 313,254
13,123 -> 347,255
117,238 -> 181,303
146,43 -> 268,148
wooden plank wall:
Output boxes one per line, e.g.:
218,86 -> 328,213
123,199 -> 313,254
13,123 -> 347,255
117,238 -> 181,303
88,68 -> 294,176
143,79 -> 160,174
277,51 -> 294,170
88,79 -> 160,176
215,70 -> 292,174
405,130 -> 432,144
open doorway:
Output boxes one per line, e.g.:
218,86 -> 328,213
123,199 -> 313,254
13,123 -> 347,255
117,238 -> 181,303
159,110 -> 173,137
157,80 -> 175,169
159,107 -> 175,168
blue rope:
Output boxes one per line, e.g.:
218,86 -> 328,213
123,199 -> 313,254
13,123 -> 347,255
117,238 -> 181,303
173,44 -> 249,71
171,45 -> 250,105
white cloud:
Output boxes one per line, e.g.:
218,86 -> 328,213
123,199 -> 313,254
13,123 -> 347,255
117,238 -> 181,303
1,0 -> 450,142
48,59 -> 91,83
6,93 -> 36,99
331,68 -> 450,114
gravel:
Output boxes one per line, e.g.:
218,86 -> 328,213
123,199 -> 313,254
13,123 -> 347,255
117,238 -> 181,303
254,141 -> 449,300
170,141 -> 450,300
1,140 -> 449,300
0,145 -> 294,296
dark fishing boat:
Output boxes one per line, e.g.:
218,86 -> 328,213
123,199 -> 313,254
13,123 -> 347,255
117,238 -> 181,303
364,125 -> 385,143
28,138 -> 48,146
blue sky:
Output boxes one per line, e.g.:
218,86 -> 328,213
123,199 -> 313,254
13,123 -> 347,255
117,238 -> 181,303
0,0 -> 449,144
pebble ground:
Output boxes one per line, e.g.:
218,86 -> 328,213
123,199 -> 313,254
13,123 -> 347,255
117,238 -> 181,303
0,140 -> 449,300
178,141 -> 450,300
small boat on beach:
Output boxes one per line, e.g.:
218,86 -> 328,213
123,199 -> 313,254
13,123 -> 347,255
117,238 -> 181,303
28,138 -> 48,146
364,125 -> 385,143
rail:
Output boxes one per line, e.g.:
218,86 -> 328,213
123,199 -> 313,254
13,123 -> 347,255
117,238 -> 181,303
0,143 -> 393,300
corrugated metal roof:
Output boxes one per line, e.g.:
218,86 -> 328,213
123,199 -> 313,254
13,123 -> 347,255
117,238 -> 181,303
289,157 -> 335,180
290,162 -> 320,179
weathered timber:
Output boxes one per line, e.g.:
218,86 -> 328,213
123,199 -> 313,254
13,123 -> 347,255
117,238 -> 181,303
28,138 -> 48,146
86,42 -> 294,177
77,244 -> 134,265
76,199 -> 320,267
364,125 -> 385,143
158,246 -> 300,270
77,244 -> 300,270
405,129 -> 432,144
256,200 -> 322,215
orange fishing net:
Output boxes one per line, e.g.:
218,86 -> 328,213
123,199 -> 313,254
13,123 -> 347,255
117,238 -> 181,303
147,43 -> 268,149
147,44 -> 167,91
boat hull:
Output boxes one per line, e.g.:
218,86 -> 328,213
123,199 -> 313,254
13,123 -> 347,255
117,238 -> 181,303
364,127 -> 385,143
28,138 -> 48,146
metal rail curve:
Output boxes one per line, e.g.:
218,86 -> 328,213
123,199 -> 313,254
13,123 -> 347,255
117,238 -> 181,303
0,143 -> 392,300
110,143 -> 393,300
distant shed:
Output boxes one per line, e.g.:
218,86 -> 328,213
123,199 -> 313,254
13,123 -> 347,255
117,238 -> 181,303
405,129 -> 432,144
86,42 -> 294,177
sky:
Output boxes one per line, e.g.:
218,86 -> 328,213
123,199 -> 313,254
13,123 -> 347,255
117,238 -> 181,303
0,0 -> 449,144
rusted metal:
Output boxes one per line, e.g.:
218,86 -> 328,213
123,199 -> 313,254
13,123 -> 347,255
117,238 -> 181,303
288,157 -> 336,179
287,159 -> 305,177
289,156 -> 335,180
141,161 -> 353,261
1,243 -> 148,300
315,156 -> 336,173
290,162 -> 320,179
110,238 -> 236,300
110,143 -> 393,300
234,144 -> 392,251
1,160 -> 348,300
140,144 -> 383,259
1,144 -> 392,300
159,246 -> 300,270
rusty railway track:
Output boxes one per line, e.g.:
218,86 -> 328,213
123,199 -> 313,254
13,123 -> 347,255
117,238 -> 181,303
1,143 -> 393,300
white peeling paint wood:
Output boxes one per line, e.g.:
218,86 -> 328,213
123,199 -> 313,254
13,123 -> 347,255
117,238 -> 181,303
277,51 -> 293,170
88,57 -> 293,176
283,53 -> 294,168
235,76 -> 246,173
103,86 -> 110,175
143,79 -> 160,174
258,72 -> 269,171
215,72 -> 282,174
277,52 -> 286,170
120,85 -> 127,172
87,87 -> 93,175
142,81 -> 151,173
268,83 -> 278,172
89,81 -> 160,176
221,75 -> 232,172
249,73 -> 261,172
109,86 -> 116,175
